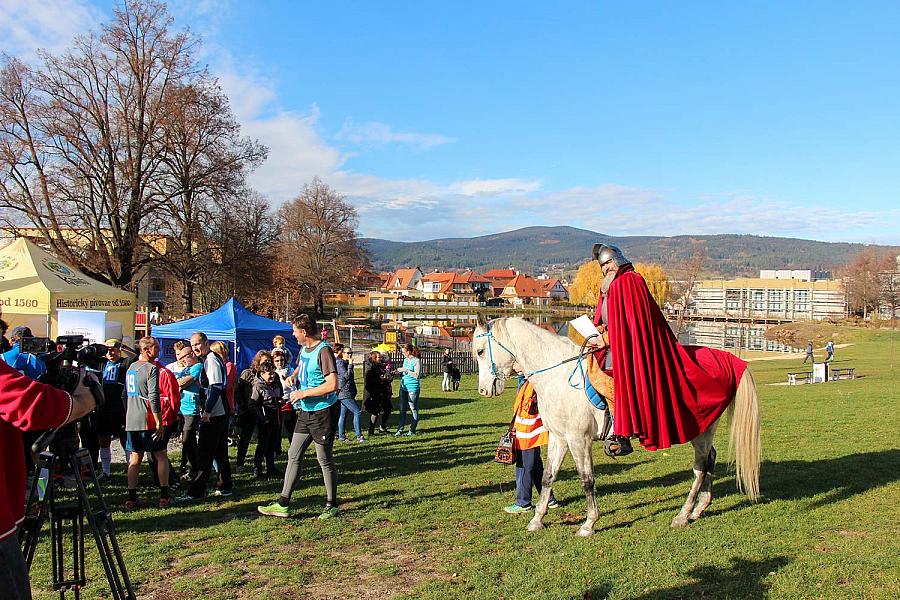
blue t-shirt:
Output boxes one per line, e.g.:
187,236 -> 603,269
0,344 -> 47,380
173,363 -> 203,416
401,356 -> 420,392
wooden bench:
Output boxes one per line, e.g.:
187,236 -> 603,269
830,367 -> 856,381
787,371 -> 813,385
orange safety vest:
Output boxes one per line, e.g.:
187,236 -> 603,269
512,380 -> 548,450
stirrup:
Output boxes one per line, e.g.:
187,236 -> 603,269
604,435 -> 633,459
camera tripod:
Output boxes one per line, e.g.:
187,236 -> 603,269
19,443 -> 135,599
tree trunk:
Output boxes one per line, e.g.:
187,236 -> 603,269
183,282 -> 194,314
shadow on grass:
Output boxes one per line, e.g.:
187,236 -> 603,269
594,450 -> 900,510
620,555 -> 789,600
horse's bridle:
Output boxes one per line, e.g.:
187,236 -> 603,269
474,320 -> 516,381
475,318 -> 600,383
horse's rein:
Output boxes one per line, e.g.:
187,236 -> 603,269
476,320 -> 599,380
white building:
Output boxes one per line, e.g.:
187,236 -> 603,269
758,269 -> 830,282
688,277 -> 846,321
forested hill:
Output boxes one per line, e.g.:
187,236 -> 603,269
361,226 -> 898,277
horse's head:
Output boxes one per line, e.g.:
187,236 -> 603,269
472,317 -> 515,397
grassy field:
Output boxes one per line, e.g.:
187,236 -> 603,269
29,325 -> 900,599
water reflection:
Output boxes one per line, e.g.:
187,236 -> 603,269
676,321 -> 801,354
341,310 -> 800,354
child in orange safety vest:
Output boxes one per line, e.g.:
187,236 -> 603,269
504,377 -> 559,514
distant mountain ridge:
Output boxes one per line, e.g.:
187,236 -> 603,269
361,226 -> 899,277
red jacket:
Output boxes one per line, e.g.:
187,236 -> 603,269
224,361 -> 237,415
0,361 -> 72,540
153,360 -> 180,427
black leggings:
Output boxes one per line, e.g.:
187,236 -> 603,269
235,412 -> 257,468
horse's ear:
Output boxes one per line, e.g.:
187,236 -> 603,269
476,313 -> 488,328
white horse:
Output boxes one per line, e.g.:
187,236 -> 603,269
473,317 -> 760,536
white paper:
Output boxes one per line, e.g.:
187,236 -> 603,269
570,315 -> 601,339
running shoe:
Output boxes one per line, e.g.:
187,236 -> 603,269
356,436 -> 366,443
124,499 -> 140,511
404,431 -> 416,437
394,429 -> 404,437
158,498 -> 172,509
547,497 -> 560,509
212,489 -> 233,497
257,501 -> 290,518
503,504 -> 533,514
173,493 -> 201,504
318,505 -> 341,520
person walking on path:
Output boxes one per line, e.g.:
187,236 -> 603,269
441,349 -> 454,392
803,341 -> 815,364
504,377 -> 558,514
395,344 -> 422,436
258,314 -> 341,519
335,344 -> 364,443
825,340 -> 835,362
364,351 -> 391,436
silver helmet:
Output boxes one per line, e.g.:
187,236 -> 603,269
592,243 -> 630,267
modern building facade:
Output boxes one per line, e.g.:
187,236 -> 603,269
688,277 -> 846,321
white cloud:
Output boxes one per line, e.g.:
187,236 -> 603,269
0,0 -> 101,60
336,119 -> 456,150
451,178 -> 542,196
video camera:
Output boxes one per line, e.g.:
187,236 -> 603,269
31,335 -> 108,455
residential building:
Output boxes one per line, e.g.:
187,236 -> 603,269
482,268 -> 517,297
540,278 -> 569,301
878,254 -> 900,318
384,267 -> 424,295
687,277 -> 846,321
354,267 -> 384,290
418,272 -> 478,302
500,274 -> 552,307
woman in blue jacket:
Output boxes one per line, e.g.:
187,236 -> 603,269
334,344 -> 364,443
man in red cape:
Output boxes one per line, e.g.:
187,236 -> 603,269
590,244 -> 748,452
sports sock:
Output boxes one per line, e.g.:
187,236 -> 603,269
128,488 -> 138,502
159,486 -> 169,499
276,496 -> 290,508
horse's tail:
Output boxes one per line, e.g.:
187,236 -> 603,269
727,368 -> 761,501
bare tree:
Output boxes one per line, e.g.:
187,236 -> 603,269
842,247 -> 893,319
0,0 -> 197,287
150,79 -> 267,312
669,250 -> 707,335
277,178 -> 364,316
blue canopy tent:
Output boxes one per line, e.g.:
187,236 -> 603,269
150,298 -> 299,371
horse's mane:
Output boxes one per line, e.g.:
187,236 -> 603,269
493,317 -> 579,355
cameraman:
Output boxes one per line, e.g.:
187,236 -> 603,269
0,327 -> 47,381
0,328 -> 98,600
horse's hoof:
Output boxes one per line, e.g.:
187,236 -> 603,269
671,516 -> 690,528
527,520 -> 543,532
577,526 -> 594,537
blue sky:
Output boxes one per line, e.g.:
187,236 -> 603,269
2,1 -> 899,243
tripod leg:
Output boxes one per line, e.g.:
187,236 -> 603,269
72,450 -> 136,600
20,452 -> 57,567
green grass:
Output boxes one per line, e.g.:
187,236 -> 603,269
28,326 -> 900,599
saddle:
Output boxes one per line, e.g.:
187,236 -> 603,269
586,352 -> 615,403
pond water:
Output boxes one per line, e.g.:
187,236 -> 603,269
338,310 -> 801,355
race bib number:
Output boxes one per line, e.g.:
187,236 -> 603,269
125,371 -> 138,397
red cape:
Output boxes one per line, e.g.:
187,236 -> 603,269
593,268 -> 747,450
